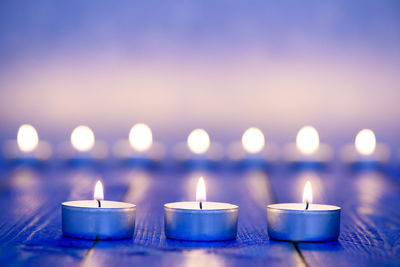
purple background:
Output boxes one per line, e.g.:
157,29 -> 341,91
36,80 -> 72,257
0,1 -> 399,149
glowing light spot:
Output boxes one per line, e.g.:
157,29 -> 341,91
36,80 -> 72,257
242,127 -> 265,153
129,123 -> 153,152
17,124 -> 39,152
302,180 -> 313,205
94,180 -> 104,200
196,177 -> 206,202
187,129 -> 210,154
296,126 -> 319,155
355,129 -> 376,156
71,125 -> 95,152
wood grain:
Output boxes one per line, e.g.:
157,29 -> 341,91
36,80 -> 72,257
0,163 -> 399,266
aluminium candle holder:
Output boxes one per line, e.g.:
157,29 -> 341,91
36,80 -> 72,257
267,203 -> 341,242
62,200 -> 136,240
283,143 -> 333,167
340,143 -> 390,168
57,141 -> 108,165
3,140 -> 52,165
164,201 -> 238,241
227,141 -> 279,168
172,142 -> 224,168
112,139 -> 165,166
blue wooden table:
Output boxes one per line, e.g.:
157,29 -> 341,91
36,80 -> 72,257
0,162 -> 399,266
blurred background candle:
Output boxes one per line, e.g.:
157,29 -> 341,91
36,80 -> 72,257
227,127 -> 278,168
172,129 -> 224,168
71,126 -> 95,152
0,1 -> 399,157
283,126 -> 333,167
3,124 -> 52,164
187,129 -> 210,154
340,129 -> 390,168
112,123 -> 165,166
58,125 -> 108,164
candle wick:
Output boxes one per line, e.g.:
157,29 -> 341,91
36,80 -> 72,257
199,201 -> 203,210
97,199 -> 101,208
305,201 -> 309,210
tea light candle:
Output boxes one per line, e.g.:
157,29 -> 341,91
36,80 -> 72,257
340,129 -> 390,165
164,177 -> 238,241
172,129 -> 224,165
112,123 -> 165,163
227,127 -> 278,165
267,181 -> 341,242
57,125 -> 108,162
283,126 -> 333,165
62,180 -> 136,240
3,124 -> 52,162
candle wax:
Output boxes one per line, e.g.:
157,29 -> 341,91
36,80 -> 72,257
268,203 -> 340,211
165,201 -> 237,210
63,200 -> 134,208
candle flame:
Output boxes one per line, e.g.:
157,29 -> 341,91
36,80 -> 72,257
71,125 -> 95,152
196,177 -> 206,202
187,129 -> 210,154
94,180 -> 104,201
355,129 -> 376,156
17,124 -> 39,152
302,180 -> 313,205
296,126 -> 319,155
129,123 -> 153,152
242,127 -> 265,153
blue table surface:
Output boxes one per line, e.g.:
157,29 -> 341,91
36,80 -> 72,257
0,161 -> 399,267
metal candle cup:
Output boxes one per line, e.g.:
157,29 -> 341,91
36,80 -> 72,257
283,143 -> 333,164
112,140 -> 165,163
267,203 -> 341,242
62,200 -> 136,240
3,140 -> 52,162
164,201 -> 238,241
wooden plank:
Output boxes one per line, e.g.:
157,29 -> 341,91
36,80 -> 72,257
269,166 -> 400,266
0,167 -> 102,265
4,163 -> 399,266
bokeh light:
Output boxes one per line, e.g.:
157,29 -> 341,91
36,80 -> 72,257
17,124 -> 39,152
187,129 -> 210,154
355,129 -> 376,156
296,126 -> 319,155
71,125 -> 95,152
129,123 -> 153,152
241,127 -> 265,154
